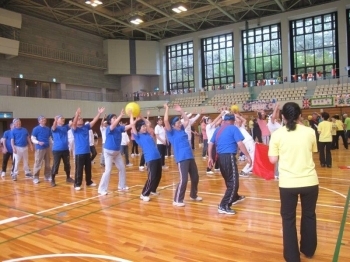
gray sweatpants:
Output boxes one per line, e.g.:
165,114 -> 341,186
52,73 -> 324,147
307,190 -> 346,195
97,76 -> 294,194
174,159 -> 199,203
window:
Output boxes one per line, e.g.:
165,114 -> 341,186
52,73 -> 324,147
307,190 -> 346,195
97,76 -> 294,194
201,33 -> 234,90
347,9 -> 350,77
290,12 -> 338,80
166,41 -> 194,93
242,24 -> 282,86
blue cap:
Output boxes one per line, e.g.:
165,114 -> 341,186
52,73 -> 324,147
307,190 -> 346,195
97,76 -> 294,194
170,116 -> 180,126
38,115 -> 45,122
223,114 -> 235,121
12,118 -> 20,123
56,115 -> 63,119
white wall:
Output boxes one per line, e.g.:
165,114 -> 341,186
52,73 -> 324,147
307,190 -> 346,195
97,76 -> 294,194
135,41 -> 160,75
104,39 -> 131,75
0,8 -> 21,28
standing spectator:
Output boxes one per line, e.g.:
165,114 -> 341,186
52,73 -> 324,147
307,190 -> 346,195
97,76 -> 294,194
334,115 -> 347,149
343,114 -> 350,142
317,112 -> 333,168
164,103 -> 202,206
98,110 -> 131,195
252,118 -> 262,143
309,112 -> 321,149
131,133 -> 139,157
1,123 -> 14,177
121,126 -> 132,167
31,115 -> 52,184
201,117 -> 208,158
72,107 -> 105,191
181,111 -> 201,147
100,115 -> 107,166
268,102 -> 319,262
248,116 -> 254,137
130,113 -> 162,201
257,110 -> 271,145
50,115 -> 75,187
68,124 -> 75,162
154,117 -> 168,169
11,118 -> 33,181
208,113 -> 251,215
198,123 -> 203,148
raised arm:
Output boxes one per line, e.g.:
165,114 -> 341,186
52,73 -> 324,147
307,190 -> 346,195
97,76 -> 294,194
174,104 -> 188,128
163,103 -> 171,131
235,114 -> 247,127
110,109 -> 124,131
89,107 -> 106,128
51,115 -> 59,131
129,110 -> 137,135
72,108 -> 81,130
271,102 -> 280,124
100,114 -> 106,128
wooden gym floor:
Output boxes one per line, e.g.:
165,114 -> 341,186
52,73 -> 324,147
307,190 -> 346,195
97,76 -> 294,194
0,139 -> 349,262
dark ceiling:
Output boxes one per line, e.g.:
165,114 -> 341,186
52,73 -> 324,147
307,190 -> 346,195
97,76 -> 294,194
0,0 -> 337,40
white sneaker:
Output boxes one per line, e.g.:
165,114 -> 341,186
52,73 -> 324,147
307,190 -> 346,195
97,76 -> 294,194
165,155 -> 168,159
190,196 -> 203,201
75,186 -> 81,191
150,191 -> 160,195
140,194 -> 150,202
139,166 -> 145,171
33,178 -> 40,184
206,171 -> 214,174
162,166 -> 169,170
214,169 -> 220,172
118,186 -> 129,191
88,183 -> 97,187
131,154 -> 135,158
202,156 -> 207,159
99,191 -> 108,196
173,201 -> 185,207
126,163 -> 133,167
170,155 -> 174,157
1,172 -> 5,177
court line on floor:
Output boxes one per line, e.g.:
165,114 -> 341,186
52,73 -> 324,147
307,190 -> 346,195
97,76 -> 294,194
3,253 -> 132,262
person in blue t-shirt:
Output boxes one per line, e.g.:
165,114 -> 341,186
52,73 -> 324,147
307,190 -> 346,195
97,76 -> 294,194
1,123 -> 14,178
31,115 -> 52,184
98,109 -> 131,195
11,118 -> 33,181
164,103 -> 202,207
50,115 -> 75,187
130,112 -> 162,202
208,113 -> 252,215
72,107 -> 105,191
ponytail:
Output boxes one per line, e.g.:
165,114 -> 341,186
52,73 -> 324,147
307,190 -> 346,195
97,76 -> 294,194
281,102 -> 301,131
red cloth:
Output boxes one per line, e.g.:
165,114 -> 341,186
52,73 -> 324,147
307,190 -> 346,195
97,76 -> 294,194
252,143 -> 275,180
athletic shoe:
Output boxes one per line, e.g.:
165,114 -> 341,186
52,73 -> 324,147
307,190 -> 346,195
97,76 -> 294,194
150,191 -> 160,195
126,163 -> 133,167
1,172 -> 5,177
33,178 -> 40,184
190,196 -> 203,201
162,166 -> 169,170
87,182 -> 97,187
74,186 -> 81,191
275,176 -> 279,180
214,169 -> 220,172
118,186 -> 129,191
173,201 -> 185,207
99,191 -> 108,196
12,175 -> 17,181
44,177 -> 52,182
25,173 -> 33,178
139,166 -> 145,171
218,205 -> 236,215
131,154 -> 135,158
140,194 -> 150,202
91,161 -> 95,164
232,195 -> 245,205
100,163 -> 105,167
206,171 -> 214,175
202,156 -> 207,160
51,180 -> 56,187
66,177 -> 75,183
165,155 -> 168,159
239,171 -> 249,177
170,155 -> 174,157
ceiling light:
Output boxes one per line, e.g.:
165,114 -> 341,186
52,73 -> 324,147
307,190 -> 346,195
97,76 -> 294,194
129,15 -> 144,25
85,0 -> 102,7
172,3 -> 188,13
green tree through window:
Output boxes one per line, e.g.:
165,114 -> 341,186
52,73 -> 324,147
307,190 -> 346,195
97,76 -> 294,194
201,33 -> 234,90
166,41 -> 194,93
242,24 -> 282,87
290,12 -> 338,80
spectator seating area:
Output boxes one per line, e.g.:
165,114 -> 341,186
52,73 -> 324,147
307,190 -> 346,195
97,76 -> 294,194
313,84 -> 350,97
257,87 -> 307,101
206,92 -> 251,106
167,95 -> 208,107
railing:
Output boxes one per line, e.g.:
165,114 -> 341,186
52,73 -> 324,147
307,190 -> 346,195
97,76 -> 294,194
19,42 -> 108,70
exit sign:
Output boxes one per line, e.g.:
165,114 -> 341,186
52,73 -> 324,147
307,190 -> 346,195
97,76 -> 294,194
0,112 -> 13,118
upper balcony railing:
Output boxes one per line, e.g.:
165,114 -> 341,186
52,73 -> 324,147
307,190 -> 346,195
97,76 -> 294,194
19,42 -> 108,70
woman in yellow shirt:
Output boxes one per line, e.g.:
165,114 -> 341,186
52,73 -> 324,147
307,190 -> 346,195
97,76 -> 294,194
334,115 -> 348,149
317,112 -> 333,167
268,102 -> 318,262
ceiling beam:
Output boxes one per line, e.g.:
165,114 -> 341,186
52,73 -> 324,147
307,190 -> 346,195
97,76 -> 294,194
273,0 -> 285,11
206,0 -> 237,22
62,0 -> 161,39
136,0 -> 196,32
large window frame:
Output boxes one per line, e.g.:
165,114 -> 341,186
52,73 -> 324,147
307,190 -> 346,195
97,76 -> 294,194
166,41 -> 194,93
290,12 -> 339,81
242,23 -> 282,86
347,9 -> 350,77
201,33 -> 234,90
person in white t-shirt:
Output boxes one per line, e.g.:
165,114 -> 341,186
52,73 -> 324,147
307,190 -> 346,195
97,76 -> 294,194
154,117 -> 168,169
120,124 -> 132,167
181,110 -> 202,147
67,120 -> 75,162
234,114 -> 255,177
100,115 -> 107,166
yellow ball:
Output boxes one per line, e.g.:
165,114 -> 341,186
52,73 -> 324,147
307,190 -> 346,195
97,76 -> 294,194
125,102 -> 141,117
307,115 -> 312,120
231,104 -> 239,113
